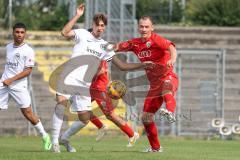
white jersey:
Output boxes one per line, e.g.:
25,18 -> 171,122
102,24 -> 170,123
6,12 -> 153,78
72,29 -> 115,61
64,29 -> 115,89
1,42 -> 35,89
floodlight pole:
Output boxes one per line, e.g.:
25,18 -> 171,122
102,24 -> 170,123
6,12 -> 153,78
8,0 -> 12,31
181,0 -> 186,9
69,0 -> 77,20
181,0 -> 186,21
169,0 -> 173,22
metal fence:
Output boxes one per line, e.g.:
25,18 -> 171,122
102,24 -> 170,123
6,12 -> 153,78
85,0 -> 137,42
174,49 -> 225,136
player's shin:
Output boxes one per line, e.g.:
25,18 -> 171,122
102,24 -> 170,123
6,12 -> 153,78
34,120 -> 48,138
61,120 -> 86,140
120,123 -> 134,138
143,121 -> 160,150
142,113 -> 160,150
163,93 -> 176,113
161,93 -> 176,123
90,114 -> 103,129
52,103 -> 65,144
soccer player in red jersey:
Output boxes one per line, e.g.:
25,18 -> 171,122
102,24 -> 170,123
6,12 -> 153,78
115,16 -> 178,152
90,60 -> 139,147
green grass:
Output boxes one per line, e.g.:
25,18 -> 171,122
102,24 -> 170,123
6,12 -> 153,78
0,135 -> 239,160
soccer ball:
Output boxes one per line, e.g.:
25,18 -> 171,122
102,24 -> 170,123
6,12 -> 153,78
107,80 -> 127,99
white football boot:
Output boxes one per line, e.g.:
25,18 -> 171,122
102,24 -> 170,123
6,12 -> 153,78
127,132 -> 140,147
59,136 -> 76,153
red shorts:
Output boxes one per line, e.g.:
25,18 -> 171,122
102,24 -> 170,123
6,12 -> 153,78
143,73 -> 178,113
90,88 -> 115,114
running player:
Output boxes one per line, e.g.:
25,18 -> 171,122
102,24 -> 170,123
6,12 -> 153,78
0,22 -> 52,151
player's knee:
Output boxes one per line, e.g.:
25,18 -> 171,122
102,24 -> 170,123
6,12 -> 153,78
21,107 -> 32,116
80,120 -> 89,125
57,100 -> 68,107
56,96 -> 68,106
78,116 -> 90,124
141,113 -> 154,124
21,107 -> 38,124
77,111 -> 91,124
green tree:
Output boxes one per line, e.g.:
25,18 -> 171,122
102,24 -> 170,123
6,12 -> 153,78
185,0 -> 240,26
0,1 -> 10,28
136,0 -> 183,24
9,0 -> 69,30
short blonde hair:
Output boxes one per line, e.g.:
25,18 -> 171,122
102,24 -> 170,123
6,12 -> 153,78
139,16 -> 153,24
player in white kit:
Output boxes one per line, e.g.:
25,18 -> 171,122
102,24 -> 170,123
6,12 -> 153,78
51,4 -> 153,153
51,4 -> 115,152
0,23 -> 52,150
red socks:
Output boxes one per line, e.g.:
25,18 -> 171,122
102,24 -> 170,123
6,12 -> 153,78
143,122 -> 160,150
120,123 -> 134,138
90,116 -> 103,129
90,114 -> 134,138
163,94 -> 176,113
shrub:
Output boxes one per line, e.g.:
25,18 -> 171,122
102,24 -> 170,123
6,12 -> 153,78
185,0 -> 240,26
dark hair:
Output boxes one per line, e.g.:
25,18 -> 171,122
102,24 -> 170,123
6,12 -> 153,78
93,13 -> 107,25
87,28 -> 93,32
139,16 -> 153,24
13,22 -> 26,31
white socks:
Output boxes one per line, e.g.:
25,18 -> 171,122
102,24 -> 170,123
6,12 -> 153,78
52,104 -> 65,144
61,121 -> 86,141
34,120 -> 48,138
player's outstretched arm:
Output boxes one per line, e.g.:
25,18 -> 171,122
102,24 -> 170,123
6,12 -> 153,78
114,42 -> 130,52
3,67 -> 32,86
61,3 -> 85,38
112,56 -> 154,71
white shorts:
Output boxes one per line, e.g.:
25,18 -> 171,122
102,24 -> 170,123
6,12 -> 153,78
56,92 -> 92,112
56,92 -> 71,99
56,68 -> 93,112
70,94 -> 92,112
0,83 -> 31,109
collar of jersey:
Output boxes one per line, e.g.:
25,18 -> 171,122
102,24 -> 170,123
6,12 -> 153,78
13,42 -> 26,48
92,36 -> 102,41
90,32 -> 103,41
141,33 -> 153,43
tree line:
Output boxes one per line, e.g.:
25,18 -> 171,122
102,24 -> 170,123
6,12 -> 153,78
0,0 -> 239,30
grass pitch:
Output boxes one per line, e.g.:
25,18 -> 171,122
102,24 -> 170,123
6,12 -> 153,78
0,135 -> 239,160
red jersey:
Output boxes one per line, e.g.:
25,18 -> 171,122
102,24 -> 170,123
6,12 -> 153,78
90,61 -> 109,91
118,32 -> 176,84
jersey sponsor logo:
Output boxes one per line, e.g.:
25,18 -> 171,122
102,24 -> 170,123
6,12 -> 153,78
6,52 -> 20,68
138,50 -> 151,58
6,61 -> 19,68
87,47 -> 102,57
